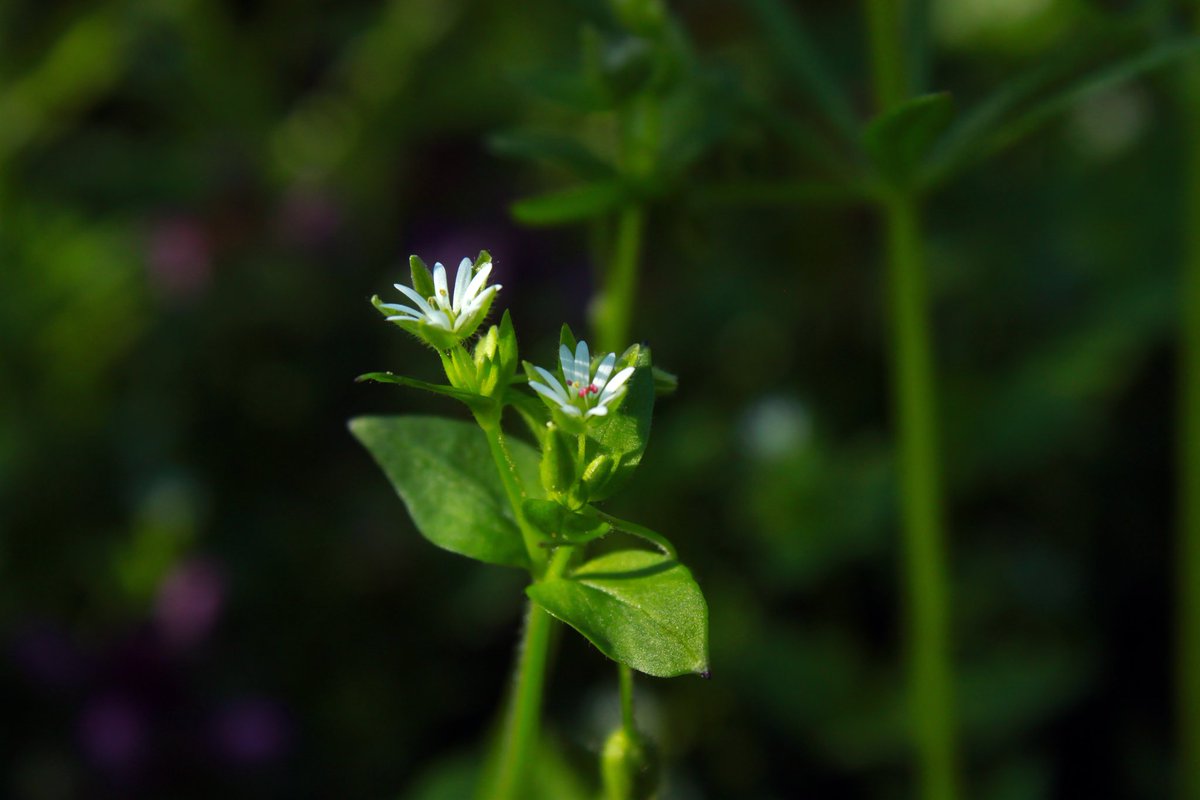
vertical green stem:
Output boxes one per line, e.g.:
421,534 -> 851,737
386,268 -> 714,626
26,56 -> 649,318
487,547 -> 575,800
866,3 -> 958,799
596,206 -> 646,354
1178,20 -> 1200,798
883,194 -> 957,800
619,663 -> 636,736
479,417 -> 546,574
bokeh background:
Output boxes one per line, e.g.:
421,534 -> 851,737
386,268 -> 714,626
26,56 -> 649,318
0,0 -> 1189,797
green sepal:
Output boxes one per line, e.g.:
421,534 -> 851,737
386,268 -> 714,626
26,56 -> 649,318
559,323 -> 578,355
473,327 -> 503,397
522,499 -> 611,546
582,345 -> 654,501
496,310 -> 519,386
474,249 -> 492,270
410,255 -> 436,300
541,424 -> 578,499
526,549 -> 709,677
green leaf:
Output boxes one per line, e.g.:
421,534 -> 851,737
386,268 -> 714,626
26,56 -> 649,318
521,499 -> 611,546
527,549 -> 708,677
585,346 -> 654,501
863,92 -> 954,185
591,509 -> 675,557
510,181 -> 629,226
349,416 -> 539,568
928,35 -> 1200,184
746,0 -> 860,143
516,68 -> 611,112
356,372 -> 485,406
488,130 -> 616,179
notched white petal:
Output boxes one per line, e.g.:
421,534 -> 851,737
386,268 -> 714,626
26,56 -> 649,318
532,367 -> 568,399
433,262 -> 451,305
452,258 -> 472,311
599,366 -> 635,403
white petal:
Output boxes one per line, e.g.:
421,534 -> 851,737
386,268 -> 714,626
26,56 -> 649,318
574,341 -> 591,386
533,367 -> 569,401
394,284 -> 434,315
462,261 -> 493,306
560,405 -> 583,417
452,257 -> 472,311
585,406 -> 609,417
593,353 -> 617,391
460,284 -> 498,322
530,381 -> 568,407
378,302 -> 422,316
432,262 -> 450,307
559,345 -> 576,387
427,309 -> 452,330
598,366 -> 634,405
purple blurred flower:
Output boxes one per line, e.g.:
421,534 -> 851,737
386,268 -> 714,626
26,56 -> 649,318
146,217 -> 211,301
9,623 -> 87,691
78,694 -> 145,774
277,186 -> 341,249
212,697 -> 290,765
154,559 -> 224,651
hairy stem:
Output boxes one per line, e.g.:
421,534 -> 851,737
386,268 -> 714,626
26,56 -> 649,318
478,417 -> 546,574
486,547 -> 574,800
596,207 -> 645,354
1179,19 -> 1200,797
866,2 -> 958,799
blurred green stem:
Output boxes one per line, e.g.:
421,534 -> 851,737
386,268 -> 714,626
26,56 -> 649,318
619,663 -> 636,736
596,206 -> 645,354
1178,19 -> 1200,798
487,546 -> 574,800
867,2 -> 958,799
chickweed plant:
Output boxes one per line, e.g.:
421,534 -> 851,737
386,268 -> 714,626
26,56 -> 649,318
351,252 -> 706,800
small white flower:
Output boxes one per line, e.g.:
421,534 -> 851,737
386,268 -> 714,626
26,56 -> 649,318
379,257 -> 500,333
529,340 -> 635,419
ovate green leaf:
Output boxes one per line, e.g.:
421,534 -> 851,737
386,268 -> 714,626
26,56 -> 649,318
349,416 -> 539,568
527,549 -> 708,677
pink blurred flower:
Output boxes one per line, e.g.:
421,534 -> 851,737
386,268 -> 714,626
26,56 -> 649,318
154,559 -> 224,650
146,217 -> 211,301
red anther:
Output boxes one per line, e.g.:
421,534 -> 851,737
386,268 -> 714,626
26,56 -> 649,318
587,384 -> 598,395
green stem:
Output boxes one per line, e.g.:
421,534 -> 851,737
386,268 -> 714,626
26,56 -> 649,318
882,194 -> 957,800
487,547 -> 575,800
619,663 -> 637,737
596,206 -> 645,354
1178,24 -> 1200,799
866,3 -> 958,799
479,417 -> 546,574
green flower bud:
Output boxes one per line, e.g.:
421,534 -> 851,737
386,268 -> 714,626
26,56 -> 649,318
601,728 -> 658,800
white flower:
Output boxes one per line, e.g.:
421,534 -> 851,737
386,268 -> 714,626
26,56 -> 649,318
529,340 -> 635,419
379,257 -> 500,333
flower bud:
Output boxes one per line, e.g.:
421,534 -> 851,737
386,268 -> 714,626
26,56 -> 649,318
601,728 -> 658,800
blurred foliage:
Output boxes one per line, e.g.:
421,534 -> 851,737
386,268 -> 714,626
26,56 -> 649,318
0,0 -> 1190,798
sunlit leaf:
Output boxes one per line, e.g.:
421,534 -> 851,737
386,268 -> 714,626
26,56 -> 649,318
349,416 -> 539,568
527,549 -> 708,677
